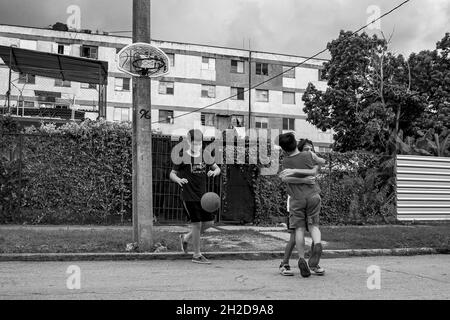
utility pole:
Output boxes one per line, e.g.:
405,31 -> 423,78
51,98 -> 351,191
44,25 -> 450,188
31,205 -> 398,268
248,39 -> 252,130
132,0 -> 153,251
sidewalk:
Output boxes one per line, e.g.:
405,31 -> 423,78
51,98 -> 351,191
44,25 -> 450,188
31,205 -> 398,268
0,224 -> 448,261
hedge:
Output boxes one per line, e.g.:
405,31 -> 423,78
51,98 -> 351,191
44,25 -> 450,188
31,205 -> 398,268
0,118 -> 397,225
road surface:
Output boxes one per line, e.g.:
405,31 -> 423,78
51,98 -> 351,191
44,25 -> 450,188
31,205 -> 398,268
0,255 -> 449,300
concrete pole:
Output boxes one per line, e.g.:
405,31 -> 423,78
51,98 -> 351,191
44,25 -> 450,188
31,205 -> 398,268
132,0 -> 153,251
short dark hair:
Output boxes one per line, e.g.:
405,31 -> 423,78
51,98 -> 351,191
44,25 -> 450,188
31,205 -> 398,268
297,138 -> 314,152
187,129 -> 203,142
278,133 -> 297,153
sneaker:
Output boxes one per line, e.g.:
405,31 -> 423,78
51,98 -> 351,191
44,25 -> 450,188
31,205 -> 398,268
179,234 -> 188,253
298,258 -> 311,278
308,243 -> 323,268
310,265 -> 325,276
192,255 -> 211,264
279,263 -> 294,276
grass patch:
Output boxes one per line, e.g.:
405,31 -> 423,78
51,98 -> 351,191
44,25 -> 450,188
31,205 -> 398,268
0,228 -> 284,253
319,225 -> 450,250
0,225 -> 448,254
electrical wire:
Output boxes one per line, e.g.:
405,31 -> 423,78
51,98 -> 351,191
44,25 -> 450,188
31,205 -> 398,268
151,0 -> 411,125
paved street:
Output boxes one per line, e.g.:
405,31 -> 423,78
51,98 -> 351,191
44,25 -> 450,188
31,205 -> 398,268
0,255 -> 449,300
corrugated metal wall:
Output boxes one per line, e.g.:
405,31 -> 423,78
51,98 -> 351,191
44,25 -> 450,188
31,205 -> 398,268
396,155 -> 450,220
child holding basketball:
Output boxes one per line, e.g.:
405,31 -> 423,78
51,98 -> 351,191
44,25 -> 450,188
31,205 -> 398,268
278,133 -> 326,277
170,129 -> 221,264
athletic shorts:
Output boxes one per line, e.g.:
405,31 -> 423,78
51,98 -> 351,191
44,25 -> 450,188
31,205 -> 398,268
183,201 -> 215,223
288,191 -> 321,230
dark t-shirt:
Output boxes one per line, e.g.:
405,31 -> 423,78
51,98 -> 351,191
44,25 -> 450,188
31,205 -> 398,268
282,151 -> 321,197
172,153 -> 213,201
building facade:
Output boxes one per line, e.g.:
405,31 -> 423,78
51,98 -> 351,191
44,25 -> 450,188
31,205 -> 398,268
0,24 -> 333,150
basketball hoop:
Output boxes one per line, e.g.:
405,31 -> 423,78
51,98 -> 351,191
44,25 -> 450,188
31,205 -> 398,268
118,42 -> 170,78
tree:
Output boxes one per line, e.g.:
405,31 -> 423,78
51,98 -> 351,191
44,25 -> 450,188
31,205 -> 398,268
408,33 -> 450,145
52,22 -> 69,32
302,30 -> 430,154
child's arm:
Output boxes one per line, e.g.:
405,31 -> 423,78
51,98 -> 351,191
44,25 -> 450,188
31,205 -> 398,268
207,163 -> 221,177
311,151 -> 326,165
279,166 -> 319,178
281,175 -> 315,185
170,169 -> 188,187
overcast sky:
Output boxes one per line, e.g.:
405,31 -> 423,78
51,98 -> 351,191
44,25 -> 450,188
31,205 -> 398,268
0,0 -> 448,59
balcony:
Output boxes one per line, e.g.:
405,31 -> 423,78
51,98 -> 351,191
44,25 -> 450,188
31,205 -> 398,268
1,107 -> 85,122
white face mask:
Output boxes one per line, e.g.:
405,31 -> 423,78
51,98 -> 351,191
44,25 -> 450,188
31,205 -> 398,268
188,141 -> 202,155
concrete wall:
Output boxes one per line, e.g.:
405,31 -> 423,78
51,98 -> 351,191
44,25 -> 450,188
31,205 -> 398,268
0,24 -> 333,148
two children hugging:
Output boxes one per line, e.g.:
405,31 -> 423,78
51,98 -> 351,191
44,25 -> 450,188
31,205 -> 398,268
277,133 -> 326,277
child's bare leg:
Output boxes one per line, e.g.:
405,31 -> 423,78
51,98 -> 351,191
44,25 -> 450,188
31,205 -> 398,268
183,220 -> 214,244
282,232 -> 296,265
295,227 -> 306,258
200,220 -> 214,234
295,226 -> 311,277
309,225 -> 321,244
191,222 -> 202,257
183,231 -> 192,242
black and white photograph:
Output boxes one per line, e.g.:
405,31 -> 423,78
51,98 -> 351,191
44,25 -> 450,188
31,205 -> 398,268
0,0 -> 449,307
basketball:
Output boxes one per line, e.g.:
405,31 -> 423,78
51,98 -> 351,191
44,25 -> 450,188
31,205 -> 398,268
201,192 -> 221,213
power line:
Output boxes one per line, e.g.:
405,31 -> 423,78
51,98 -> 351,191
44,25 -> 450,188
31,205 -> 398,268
151,0 -> 411,125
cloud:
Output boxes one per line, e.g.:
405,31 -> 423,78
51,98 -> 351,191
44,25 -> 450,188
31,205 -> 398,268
0,0 -> 448,58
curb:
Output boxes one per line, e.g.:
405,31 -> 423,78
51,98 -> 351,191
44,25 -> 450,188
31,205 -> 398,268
0,247 -> 447,262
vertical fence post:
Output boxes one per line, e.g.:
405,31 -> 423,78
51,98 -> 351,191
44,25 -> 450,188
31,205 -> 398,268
16,133 -> 24,223
328,152 -> 332,198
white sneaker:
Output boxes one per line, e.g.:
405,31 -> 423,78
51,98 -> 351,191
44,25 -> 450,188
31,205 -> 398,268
279,263 -> 294,276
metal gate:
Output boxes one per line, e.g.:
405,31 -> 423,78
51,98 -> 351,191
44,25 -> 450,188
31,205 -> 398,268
396,155 -> 450,220
152,135 -> 223,223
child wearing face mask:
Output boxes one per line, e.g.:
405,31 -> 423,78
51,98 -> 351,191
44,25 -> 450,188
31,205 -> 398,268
170,129 -> 221,264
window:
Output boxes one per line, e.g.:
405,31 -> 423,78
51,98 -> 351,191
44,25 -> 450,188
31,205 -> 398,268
318,69 -> 325,81
255,117 -> 268,129
256,63 -> 268,76
79,105 -> 97,112
201,85 -> 216,98
115,78 -> 130,91
18,74 -> 35,84
202,57 -> 215,70
159,110 -> 174,124
282,91 -> 296,104
166,53 -> 175,67
283,66 -> 295,78
231,87 -> 245,100
18,101 -> 35,108
56,44 -> 70,55
80,45 -> 98,59
231,60 -> 244,73
283,118 -> 295,131
113,107 -> 130,122
81,83 -> 97,89
255,89 -> 269,102
231,115 -> 245,128
159,81 -> 174,95
201,113 -> 215,126
55,79 -> 71,87
319,146 -> 331,152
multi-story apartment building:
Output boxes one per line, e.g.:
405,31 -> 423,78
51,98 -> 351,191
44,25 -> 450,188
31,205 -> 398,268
0,24 -> 333,150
